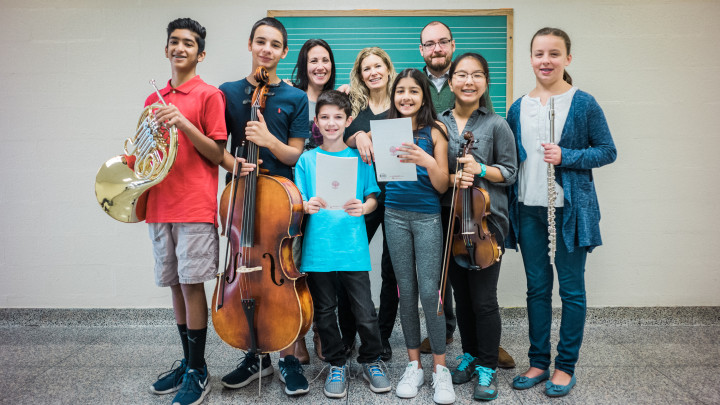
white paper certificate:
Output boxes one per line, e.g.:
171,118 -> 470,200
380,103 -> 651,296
315,152 -> 358,210
370,118 -> 418,182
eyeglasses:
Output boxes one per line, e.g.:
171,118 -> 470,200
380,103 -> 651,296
452,71 -> 487,82
421,39 -> 452,50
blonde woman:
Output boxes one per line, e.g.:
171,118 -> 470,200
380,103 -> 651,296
342,47 -> 397,361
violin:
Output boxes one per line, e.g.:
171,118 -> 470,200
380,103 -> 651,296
211,67 -> 312,355
438,131 -> 501,314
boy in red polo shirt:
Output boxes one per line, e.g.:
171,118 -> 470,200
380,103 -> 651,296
144,18 -> 227,405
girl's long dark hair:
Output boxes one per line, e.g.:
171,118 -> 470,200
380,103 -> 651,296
291,38 -> 336,92
531,27 -> 573,85
387,68 -> 447,139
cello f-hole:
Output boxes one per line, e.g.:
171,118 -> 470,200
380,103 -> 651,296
264,252 -> 284,286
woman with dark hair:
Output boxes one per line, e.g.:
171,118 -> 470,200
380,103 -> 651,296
291,38 -> 337,150
439,52 -> 517,402
381,69 -> 454,403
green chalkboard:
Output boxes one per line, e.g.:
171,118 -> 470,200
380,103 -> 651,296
269,10 -> 513,116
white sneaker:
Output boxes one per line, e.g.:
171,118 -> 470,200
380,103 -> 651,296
432,364 -> 456,404
396,360 -> 424,398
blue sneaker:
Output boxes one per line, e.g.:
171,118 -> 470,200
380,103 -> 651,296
361,360 -> 391,393
171,365 -> 210,405
323,365 -> 347,398
452,353 -> 479,384
473,365 -> 498,401
278,355 -> 309,396
149,359 -> 187,394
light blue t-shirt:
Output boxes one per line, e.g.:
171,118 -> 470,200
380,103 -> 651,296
294,147 -> 381,272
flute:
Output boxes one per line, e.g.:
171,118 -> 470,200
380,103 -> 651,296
547,97 -> 557,265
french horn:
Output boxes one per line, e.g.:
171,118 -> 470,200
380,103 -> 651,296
95,80 -> 178,223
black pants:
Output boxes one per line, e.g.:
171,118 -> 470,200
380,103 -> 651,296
336,196 -> 398,344
443,206 -> 502,368
307,271 -> 383,366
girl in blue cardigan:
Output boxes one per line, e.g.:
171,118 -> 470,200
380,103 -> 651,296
506,28 -> 617,397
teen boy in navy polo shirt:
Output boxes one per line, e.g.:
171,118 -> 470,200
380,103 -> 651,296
218,17 -> 310,397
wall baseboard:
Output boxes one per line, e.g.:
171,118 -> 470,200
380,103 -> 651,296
1,307 -> 718,327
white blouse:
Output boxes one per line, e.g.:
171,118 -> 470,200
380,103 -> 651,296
518,86 -> 578,207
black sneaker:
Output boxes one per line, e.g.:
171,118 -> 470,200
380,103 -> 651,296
221,353 -> 273,389
149,358 -> 187,394
171,365 -> 210,405
279,355 -> 309,396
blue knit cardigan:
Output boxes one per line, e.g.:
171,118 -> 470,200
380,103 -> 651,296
505,90 -> 617,253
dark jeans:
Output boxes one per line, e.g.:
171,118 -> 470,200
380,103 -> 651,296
444,206 -> 502,369
518,203 -> 588,375
307,271 -> 383,367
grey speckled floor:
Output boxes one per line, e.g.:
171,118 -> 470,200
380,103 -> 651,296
1,307 -> 719,404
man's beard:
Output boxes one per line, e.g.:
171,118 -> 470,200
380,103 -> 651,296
426,54 -> 452,73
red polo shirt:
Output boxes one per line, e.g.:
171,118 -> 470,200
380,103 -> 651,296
143,75 -> 227,225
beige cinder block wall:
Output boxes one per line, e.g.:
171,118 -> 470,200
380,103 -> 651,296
0,0 -> 718,308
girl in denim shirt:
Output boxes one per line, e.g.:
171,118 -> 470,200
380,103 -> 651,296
438,53 -> 518,402
507,28 -> 617,397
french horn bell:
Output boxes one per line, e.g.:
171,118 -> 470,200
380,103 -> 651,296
95,80 -> 178,222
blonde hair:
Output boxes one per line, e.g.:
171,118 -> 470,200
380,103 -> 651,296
349,47 -> 397,118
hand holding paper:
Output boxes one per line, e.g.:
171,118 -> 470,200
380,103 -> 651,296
370,118 -> 418,182
305,196 -> 327,214
396,142 -> 434,167
315,152 -> 358,210
343,198 -> 364,217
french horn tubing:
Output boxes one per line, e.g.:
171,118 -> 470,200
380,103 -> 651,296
94,80 -> 178,223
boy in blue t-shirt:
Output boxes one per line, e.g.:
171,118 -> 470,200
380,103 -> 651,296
294,90 -> 391,398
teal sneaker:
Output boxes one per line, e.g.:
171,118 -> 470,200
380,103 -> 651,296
171,365 -> 210,405
451,353 -> 479,384
323,365 -> 347,398
149,359 -> 187,394
473,365 -> 498,401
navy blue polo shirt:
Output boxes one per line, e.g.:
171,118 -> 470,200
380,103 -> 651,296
220,79 -> 309,180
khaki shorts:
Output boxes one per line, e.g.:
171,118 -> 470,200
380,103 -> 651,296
148,222 -> 219,287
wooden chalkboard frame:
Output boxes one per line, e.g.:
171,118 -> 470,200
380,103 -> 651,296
268,9 -> 514,112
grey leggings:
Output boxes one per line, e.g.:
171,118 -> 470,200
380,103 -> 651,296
384,207 -> 446,355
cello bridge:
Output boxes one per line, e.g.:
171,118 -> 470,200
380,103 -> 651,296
237,266 -> 262,273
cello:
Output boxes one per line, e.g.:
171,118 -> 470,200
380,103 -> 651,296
212,67 -> 313,357
437,131 -> 501,314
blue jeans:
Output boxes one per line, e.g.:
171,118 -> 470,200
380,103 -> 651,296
518,203 -> 588,375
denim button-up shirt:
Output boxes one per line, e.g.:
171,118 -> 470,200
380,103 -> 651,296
439,106 -> 518,240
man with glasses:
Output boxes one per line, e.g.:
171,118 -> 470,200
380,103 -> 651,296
418,21 -> 515,370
